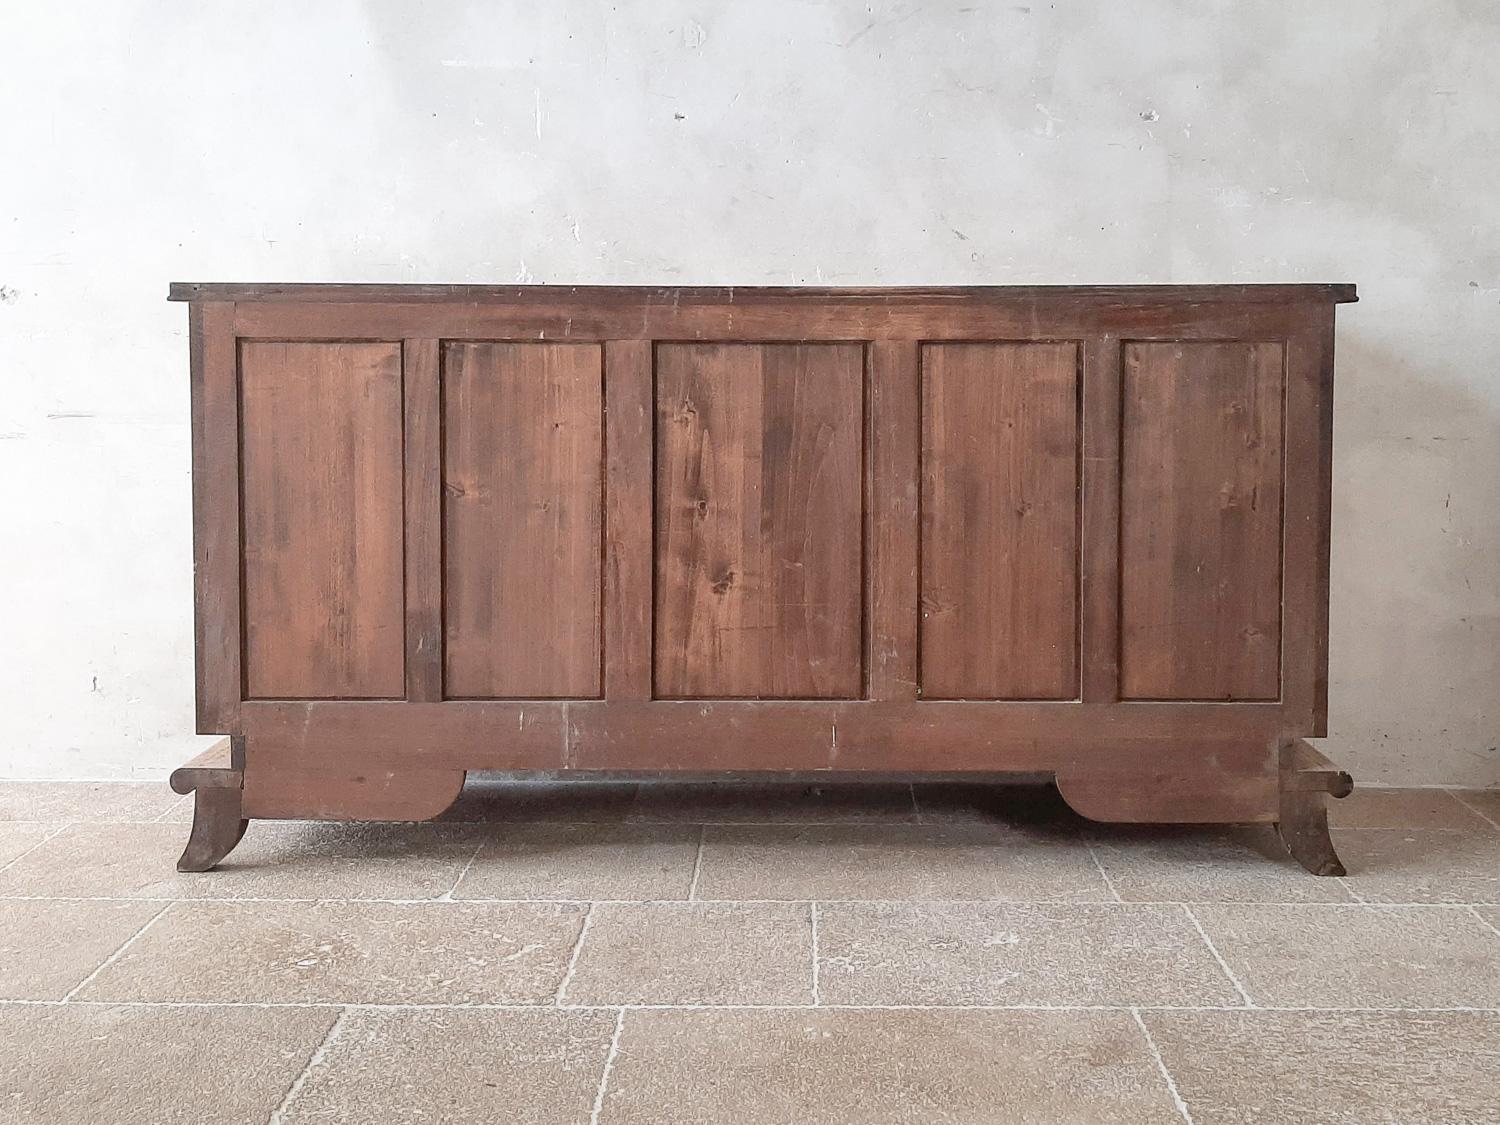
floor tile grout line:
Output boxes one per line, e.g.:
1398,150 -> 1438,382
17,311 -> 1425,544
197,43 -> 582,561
810,901 -> 821,1006
267,1006 -> 349,1125
153,796 -> 191,823
0,823 -> 70,874
1083,841 -> 1123,902
3,894 -> 1497,908
8,998 -> 1500,1014
588,1008 -> 626,1125
1448,789 -> 1500,832
1467,905 -> 1500,941
60,901 -> 175,1002
555,902 -> 597,1005
1130,1007 -> 1196,1124
687,825 -> 706,901
441,838 -> 488,901
1180,905 -> 1256,1009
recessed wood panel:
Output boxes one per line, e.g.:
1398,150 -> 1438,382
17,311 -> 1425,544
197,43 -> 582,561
240,341 -> 405,698
919,342 -> 1081,700
442,343 -> 603,698
1120,341 -> 1285,700
654,343 -> 864,699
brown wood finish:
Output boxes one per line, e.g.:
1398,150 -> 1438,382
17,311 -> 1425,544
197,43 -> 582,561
1079,336 -> 1123,703
602,340 -> 655,701
1276,738 -> 1354,876
919,342 -> 1080,700
189,303 -> 242,730
170,283 -> 1357,875
442,342 -> 604,699
653,343 -> 864,699
172,282 -> 1358,305
241,764 -> 467,822
866,341 -> 920,701
168,739 -> 245,873
1119,341 -> 1285,701
239,341 -> 406,699
402,338 -> 444,702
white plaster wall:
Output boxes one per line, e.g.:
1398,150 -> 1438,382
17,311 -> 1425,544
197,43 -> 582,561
1,1 -> 1495,784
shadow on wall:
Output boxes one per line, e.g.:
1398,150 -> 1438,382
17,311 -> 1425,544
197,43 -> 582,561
1328,327 -> 1500,788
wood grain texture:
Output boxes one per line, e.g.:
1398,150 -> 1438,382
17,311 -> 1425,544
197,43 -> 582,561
173,282 -> 1359,304
1080,336 -> 1123,702
190,302 -> 242,728
919,343 -> 1080,700
866,341 -> 920,701
654,343 -> 864,699
228,298 -> 1334,347
1280,315 -> 1337,733
178,285 -> 1351,843
1120,341 -> 1285,701
241,761 -> 465,821
402,339 -> 443,701
239,341 -> 406,699
235,697 -> 1283,778
603,340 -> 655,700
442,342 -> 603,699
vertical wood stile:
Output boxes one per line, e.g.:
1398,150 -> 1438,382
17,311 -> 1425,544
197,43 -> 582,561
1080,335 -> 1123,703
1280,309 -> 1335,731
403,338 -> 444,701
867,340 -> 920,701
192,302 -> 243,730
604,339 -> 655,699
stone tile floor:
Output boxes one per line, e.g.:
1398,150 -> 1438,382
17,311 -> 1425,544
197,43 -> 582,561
1,779 -> 1499,1123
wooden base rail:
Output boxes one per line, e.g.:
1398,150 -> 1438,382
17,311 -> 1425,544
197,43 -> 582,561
170,738 -> 1353,877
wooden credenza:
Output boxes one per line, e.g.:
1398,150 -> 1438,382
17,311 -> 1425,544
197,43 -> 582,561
167,283 -> 1357,874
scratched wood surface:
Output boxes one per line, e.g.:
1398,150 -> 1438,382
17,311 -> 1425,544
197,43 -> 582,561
654,343 -> 864,699
442,342 -> 604,699
919,342 -> 1081,700
239,341 -> 406,699
1119,341 -> 1285,701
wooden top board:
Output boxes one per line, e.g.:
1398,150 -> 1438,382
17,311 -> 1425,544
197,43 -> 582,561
168,282 -> 1358,304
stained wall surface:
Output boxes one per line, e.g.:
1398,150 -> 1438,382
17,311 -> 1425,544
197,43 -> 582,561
0,2 -> 1494,784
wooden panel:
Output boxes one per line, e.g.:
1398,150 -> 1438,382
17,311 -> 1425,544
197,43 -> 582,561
443,343 -> 603,698
236,697 -> 1282,812
441,343 -> 605,699
402,339 -> 443,701
1080,336 -> 1123,702
240,341 -> 405,698
1280,314 -> 1337,732
242,761 -> 466,821
182,286 -> 1353,838
1120,341 -> 1285,700
190,302 -> 242,728
866,341 -> 920,701
919,342 -> 1080,700
603,341 -> 655,700
654,343 -> 864,699
230,298 -> 1329,348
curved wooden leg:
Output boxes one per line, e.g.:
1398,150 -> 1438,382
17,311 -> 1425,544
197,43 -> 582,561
1277,790 -> 1345,877
170,740 -> 247,873
177,787 -> 248,873
1277,738 -> 1353,877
